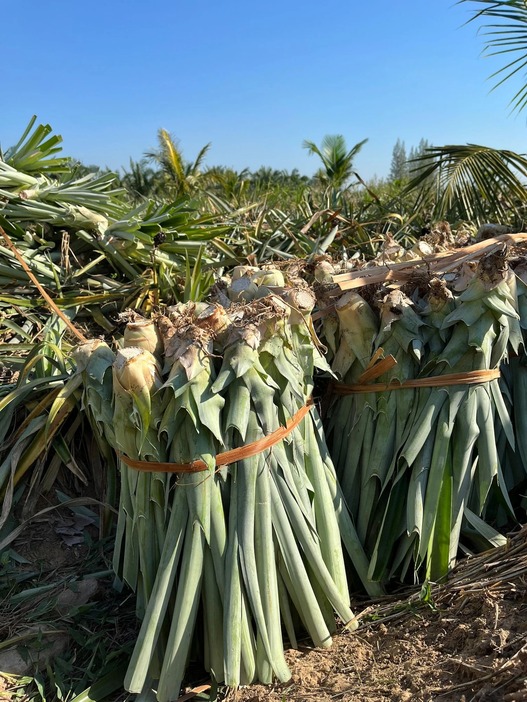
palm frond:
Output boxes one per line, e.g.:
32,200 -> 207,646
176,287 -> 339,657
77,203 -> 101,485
405,143 -> 527,223
158,129 -> 188,192
461,0 -> 527,112
189,142 -> 211,176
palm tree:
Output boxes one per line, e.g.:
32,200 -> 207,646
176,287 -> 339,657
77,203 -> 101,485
302,134 -> 368,189
250,166 -> 288,188
121,158 -> 160,203
201,165 -> 251,208
145,129 -> 211,198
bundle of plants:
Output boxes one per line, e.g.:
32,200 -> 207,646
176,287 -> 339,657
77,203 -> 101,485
211,263 -> 383,597
491,253 -> 527,523
324,248 -> 523,586
76,283 -> 371,701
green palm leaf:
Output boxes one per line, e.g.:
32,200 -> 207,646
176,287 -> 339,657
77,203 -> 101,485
158,128 -> 188,190
405,143 -> 527,223
461,0 -> 527,112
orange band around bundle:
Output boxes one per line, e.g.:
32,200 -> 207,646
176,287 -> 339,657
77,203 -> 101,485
333,368 -> 501,395
119,398 -> 314,473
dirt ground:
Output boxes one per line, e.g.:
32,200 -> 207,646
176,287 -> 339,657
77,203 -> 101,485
223,526 -> 527,702
224,587 -> 527,702
2,521 -> 527,702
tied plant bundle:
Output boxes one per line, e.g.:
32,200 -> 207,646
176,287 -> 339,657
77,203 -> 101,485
324,247 -> 525,586
76,268 -> 376,702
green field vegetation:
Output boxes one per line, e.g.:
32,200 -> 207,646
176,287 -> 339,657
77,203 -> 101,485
3,1 -> 527,700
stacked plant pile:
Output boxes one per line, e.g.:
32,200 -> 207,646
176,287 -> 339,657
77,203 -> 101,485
0,118 -> 242,541
0,119 -> 239,333
75,267 -> 383,701
321,232 -> 527,586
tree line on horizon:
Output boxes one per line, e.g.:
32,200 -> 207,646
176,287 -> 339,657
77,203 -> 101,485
76,132 -> 433,203
98,0 -> 527,230
69,123 -> 527,236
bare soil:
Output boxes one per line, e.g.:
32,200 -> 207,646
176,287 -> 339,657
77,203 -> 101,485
2,520 -> 527,702
224,525 -> 527,702
225,587 -> 527,702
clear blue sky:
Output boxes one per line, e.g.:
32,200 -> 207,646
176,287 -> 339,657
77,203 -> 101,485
3,0 -> 527,181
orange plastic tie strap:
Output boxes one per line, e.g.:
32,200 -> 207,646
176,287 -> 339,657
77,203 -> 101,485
357,352 -> 397,384
177,684 -> 211,702
333,369 -> 501,395
119,398 -> 315,473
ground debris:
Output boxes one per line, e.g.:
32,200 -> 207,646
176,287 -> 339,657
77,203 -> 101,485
227,525 -> 527,702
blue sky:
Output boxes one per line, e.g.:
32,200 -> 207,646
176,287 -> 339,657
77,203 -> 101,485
3,0 -> 527,180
